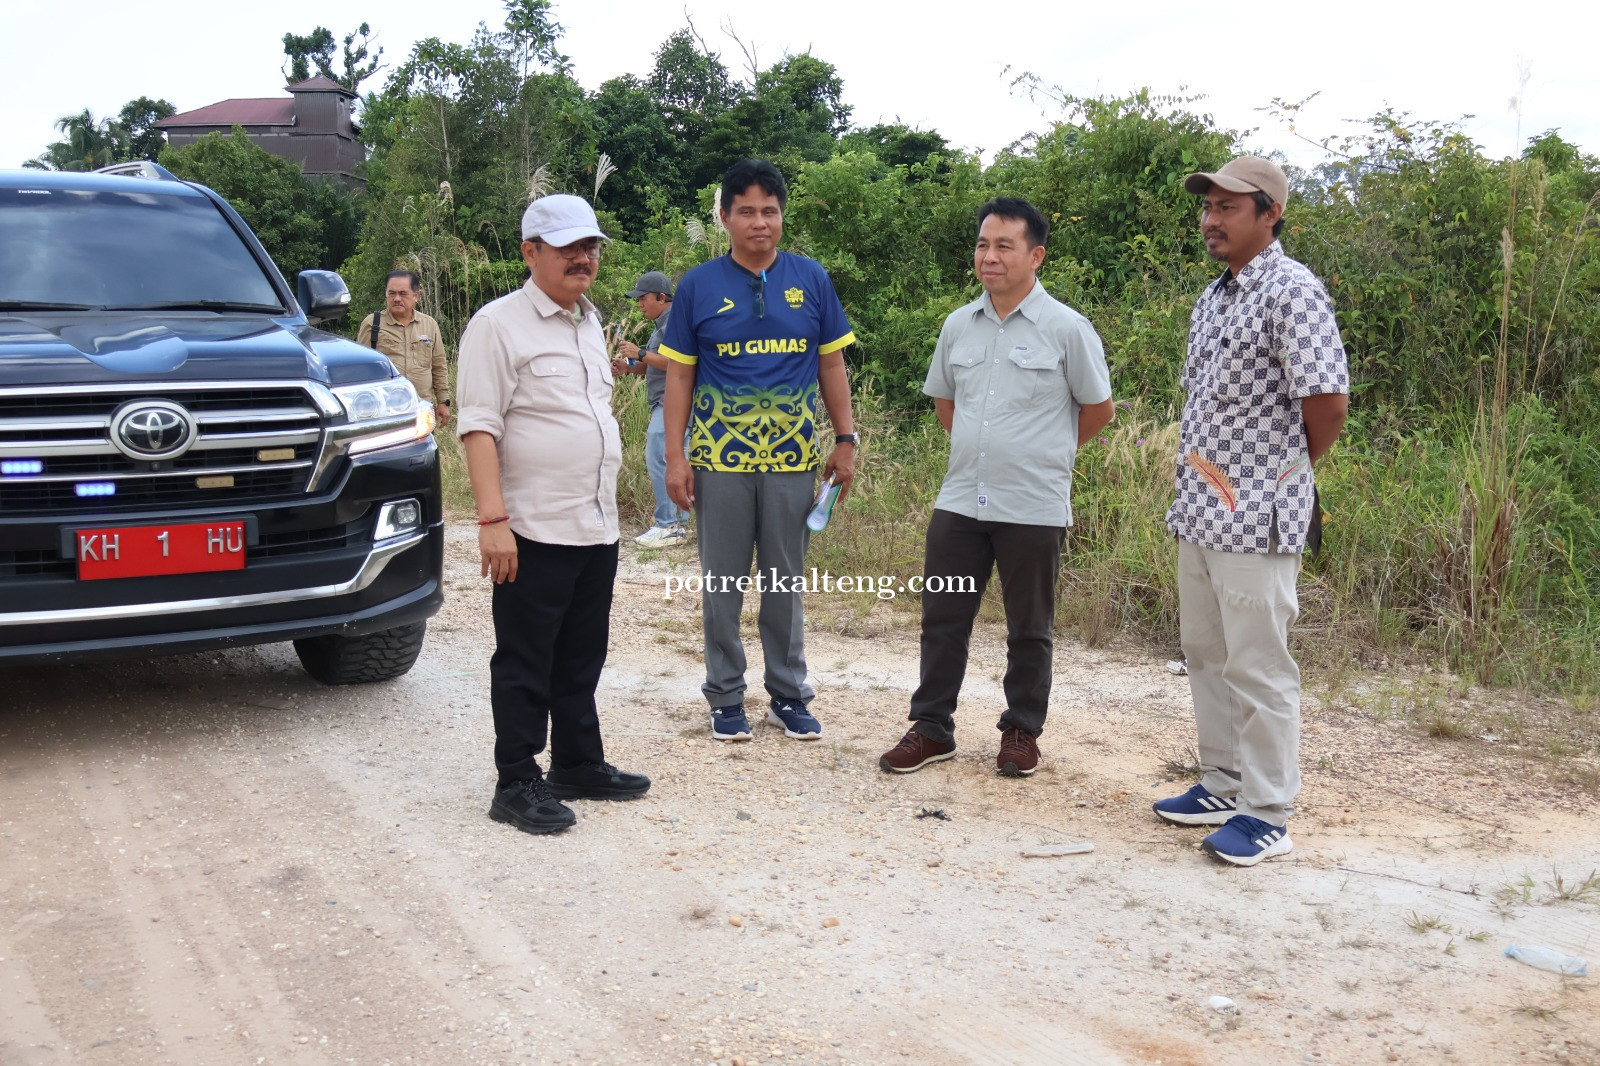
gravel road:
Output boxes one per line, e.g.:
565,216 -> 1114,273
3,525 -> 1597,1066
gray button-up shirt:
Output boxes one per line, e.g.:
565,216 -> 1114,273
924,281 -> 1112,526
456,281 -> 621,546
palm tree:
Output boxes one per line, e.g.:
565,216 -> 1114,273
27,110 -> 120,171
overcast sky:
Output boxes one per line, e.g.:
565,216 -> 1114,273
3,0 -> 1594,176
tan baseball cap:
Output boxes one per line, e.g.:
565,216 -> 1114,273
1184,156 -> 1288,206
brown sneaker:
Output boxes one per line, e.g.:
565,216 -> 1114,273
997,727 -> 1040,777
878,729 -> 956,774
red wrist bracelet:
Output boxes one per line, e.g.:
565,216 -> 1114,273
477,515 -> 509,526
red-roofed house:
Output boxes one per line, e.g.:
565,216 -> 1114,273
158,76 -> 363,183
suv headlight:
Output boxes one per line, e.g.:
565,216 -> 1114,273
331,378 -> 436,455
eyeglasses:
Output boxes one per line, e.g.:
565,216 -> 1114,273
748,273 -> 766,319
534,238 -> 603,261
385,289 -> 417,299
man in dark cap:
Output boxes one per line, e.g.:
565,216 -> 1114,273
613,270 -> 688,547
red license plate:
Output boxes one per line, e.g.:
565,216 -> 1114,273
76,521 -> 247,581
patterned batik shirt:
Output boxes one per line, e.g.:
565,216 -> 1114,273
1165,241 -> 1349,554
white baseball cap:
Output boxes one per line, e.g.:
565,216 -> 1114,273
521,194 -> 610,245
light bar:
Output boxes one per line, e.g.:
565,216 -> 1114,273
75,481 -> 117,497
2,459 -> 43,476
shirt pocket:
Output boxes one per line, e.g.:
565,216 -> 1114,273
949,345 -> 987,372
946,344 -> 988,397
1007,345 -> 1064,408
525,354 -> 574,410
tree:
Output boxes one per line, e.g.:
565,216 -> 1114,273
116,97 -> 176,161
693,53 -> 851,184
648,29 -> 737,136
282,27 -> 336,83
25,110 -> 118,171
282,23 -> 383,93
838,124 -> 954,172
589,75 -> 685,238
159,129 -> 335,279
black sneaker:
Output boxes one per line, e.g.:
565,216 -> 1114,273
489,778 -> 576,834
546,761 -> 651,800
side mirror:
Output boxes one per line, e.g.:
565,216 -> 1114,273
297,270 -> 352,324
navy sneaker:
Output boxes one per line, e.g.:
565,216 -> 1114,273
1201,815 -> 1293,867
1153,783 -> 1238,826
711,704 -> 753,742
766,698 -> 822,740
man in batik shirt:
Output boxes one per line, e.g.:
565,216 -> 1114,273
1153,156 -> 1349,867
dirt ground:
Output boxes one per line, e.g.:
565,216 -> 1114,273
2,525 -> 1597,1066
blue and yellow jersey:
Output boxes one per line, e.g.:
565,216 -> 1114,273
658,251 -> 855,473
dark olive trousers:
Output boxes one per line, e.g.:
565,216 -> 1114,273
907,508 -> 1066,745
489,534 -> 615,787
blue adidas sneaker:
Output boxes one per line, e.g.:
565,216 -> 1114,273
1202,815 -> 1294,867
766,698 -> 822,740
1153,783 -> 1238,826
711,704 -> 752,742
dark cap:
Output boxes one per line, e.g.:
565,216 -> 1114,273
1184,156 -> 1288,207
625,270 -> 674,299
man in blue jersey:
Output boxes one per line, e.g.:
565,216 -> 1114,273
660,158 -> 859,743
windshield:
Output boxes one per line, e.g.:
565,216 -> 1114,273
0,185 -> 285,311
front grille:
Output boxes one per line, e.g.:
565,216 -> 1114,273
1,468 -> 308,511
0,383 -> 328,516
0,546 -> 61,579
254,516 -> 368,558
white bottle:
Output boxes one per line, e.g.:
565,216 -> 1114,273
1505,944 -> 1589,976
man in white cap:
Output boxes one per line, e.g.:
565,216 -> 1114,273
456,193 -> 650,836
1152,156 -> 1349,866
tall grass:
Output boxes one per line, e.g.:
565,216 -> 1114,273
450,371 -> 1596,693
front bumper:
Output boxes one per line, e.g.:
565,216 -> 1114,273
0,437 -> 444,663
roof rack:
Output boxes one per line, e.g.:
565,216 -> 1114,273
94,161 -> 181,182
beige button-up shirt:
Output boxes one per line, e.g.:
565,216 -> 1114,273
358,308 -> 449,404
455,281 -> 621,546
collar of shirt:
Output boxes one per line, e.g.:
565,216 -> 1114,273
1210,240 -> 1284,297
520,278 -> 598,321
976,278 -> 1047,325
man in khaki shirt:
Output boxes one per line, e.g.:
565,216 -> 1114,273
358,270 -> 451,424
456,194 -> 649,836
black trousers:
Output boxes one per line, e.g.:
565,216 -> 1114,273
907,508 -> 1066,744
489,534 -> 616,787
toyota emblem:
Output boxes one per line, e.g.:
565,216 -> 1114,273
110,400 -> 197,460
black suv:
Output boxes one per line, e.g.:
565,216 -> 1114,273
0,163 -> 443,683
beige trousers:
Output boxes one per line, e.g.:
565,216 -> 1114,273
1177,539 -> 1302,826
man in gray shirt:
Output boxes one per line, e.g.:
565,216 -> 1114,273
880,197 -> 1114,778
613,270 -> 688,546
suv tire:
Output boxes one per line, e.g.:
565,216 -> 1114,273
293,621 -> 428,685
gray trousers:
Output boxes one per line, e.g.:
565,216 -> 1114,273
1177,538 -> 1303,826
694,469 -> 815,709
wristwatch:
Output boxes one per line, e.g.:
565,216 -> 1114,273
835,433 -> 859,445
